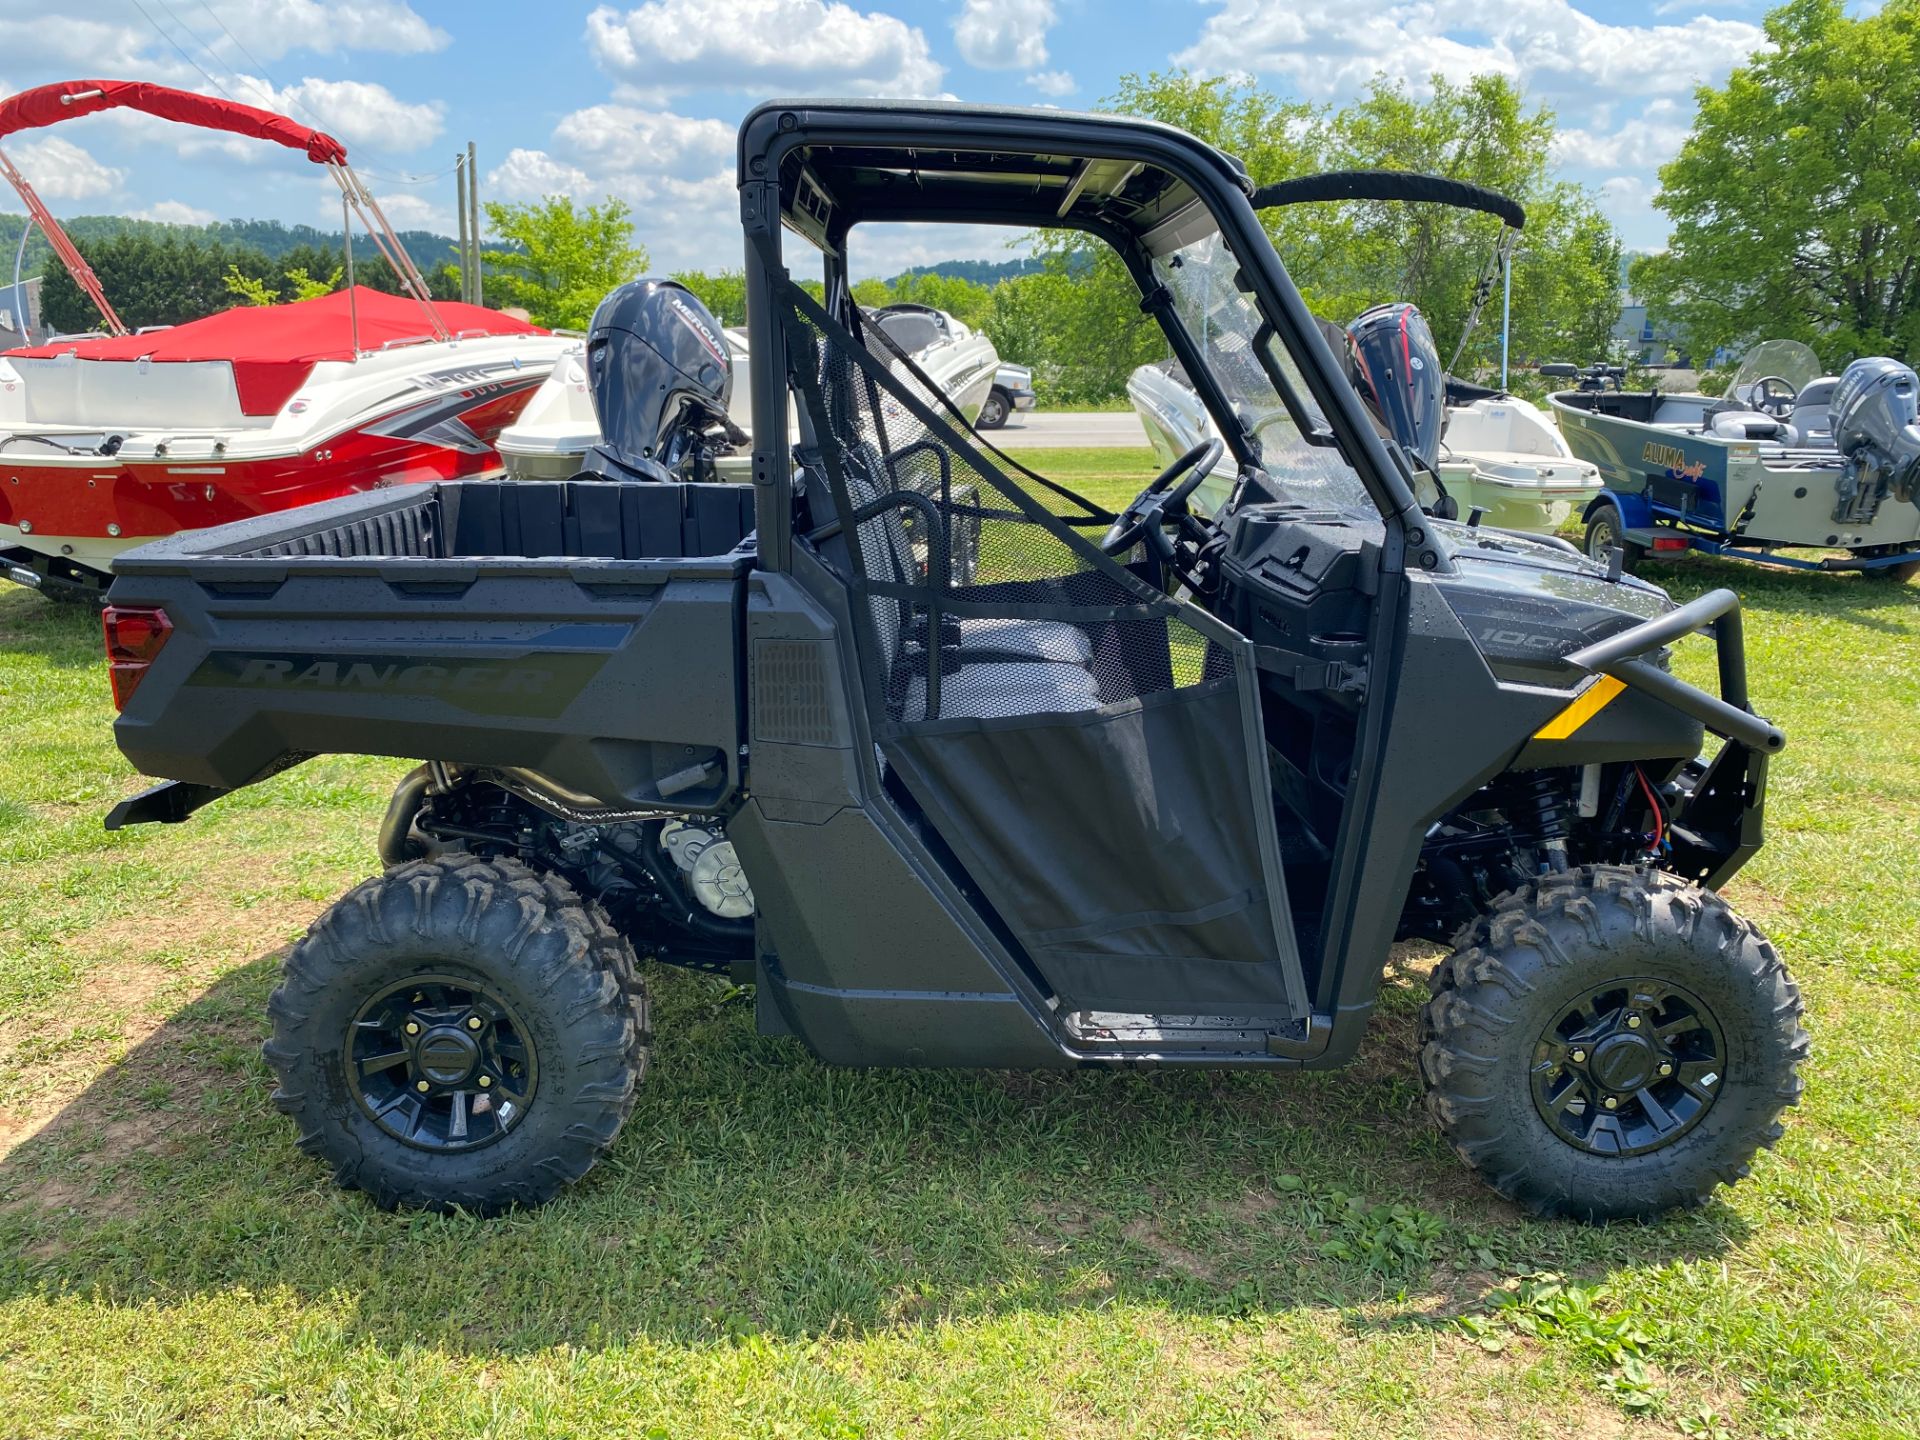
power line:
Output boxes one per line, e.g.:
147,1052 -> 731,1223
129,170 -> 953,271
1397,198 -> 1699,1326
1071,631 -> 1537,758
128,0 -> 237,101
189,0 -> 339,134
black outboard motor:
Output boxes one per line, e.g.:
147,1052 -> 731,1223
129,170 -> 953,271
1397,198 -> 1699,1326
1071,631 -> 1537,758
578,278 -> 737,483
1346,302 -> 1444,470
1831,356 -> 1920,523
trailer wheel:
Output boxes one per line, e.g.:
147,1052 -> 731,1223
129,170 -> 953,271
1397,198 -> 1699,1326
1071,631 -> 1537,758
264,854 -> 647,1215
1582,507 -> 1643,572
1420,866 -> 1806,1221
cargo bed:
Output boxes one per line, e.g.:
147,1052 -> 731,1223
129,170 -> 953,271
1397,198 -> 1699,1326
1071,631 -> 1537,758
108,479 -> 758,815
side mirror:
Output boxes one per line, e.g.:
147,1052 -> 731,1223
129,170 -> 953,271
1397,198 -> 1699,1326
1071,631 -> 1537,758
1536,363 -> 1579,379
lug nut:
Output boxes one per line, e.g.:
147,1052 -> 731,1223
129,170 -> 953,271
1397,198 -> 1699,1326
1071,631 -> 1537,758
477,1075 -> 492,1088
1571,1049 -> 1587,1063
1627,1015 -> 1642,1029
405,1021 -> 420,1035
1658,1062 -> 1673,1077
415,1080 -> 431,1093
467,1016 -> 484,1030
1604,1096 -> 1619,1110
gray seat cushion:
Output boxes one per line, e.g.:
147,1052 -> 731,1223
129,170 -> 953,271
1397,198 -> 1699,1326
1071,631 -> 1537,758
906,660 -> 1103,720
955,617 -> 1093,664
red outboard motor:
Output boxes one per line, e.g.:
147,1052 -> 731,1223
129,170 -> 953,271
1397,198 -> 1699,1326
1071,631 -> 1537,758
579,278 -> 737,483
1346,302 -> 1444,470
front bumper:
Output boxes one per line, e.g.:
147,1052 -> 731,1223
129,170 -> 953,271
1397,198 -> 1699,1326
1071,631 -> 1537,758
1008,388 -> 1037,411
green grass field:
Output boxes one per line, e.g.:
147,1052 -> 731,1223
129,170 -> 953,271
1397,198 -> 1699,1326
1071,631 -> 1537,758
1,448 -> 1916,1438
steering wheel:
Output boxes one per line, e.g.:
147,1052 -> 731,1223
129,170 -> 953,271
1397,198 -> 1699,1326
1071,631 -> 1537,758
1100,438 -> 1223,558
1743,375 -> 1798,418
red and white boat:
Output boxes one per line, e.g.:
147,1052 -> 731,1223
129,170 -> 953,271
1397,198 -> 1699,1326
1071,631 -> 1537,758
0,80 -> 570,597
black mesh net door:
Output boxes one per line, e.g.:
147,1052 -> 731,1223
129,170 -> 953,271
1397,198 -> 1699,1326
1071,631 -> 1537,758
781,282 -> 1304,1020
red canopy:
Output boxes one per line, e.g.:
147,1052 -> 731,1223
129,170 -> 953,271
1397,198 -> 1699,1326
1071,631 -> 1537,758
0,79 -> 346,164
6,288 -> 545,415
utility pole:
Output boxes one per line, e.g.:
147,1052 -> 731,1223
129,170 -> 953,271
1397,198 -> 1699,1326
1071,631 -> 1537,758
467,141 -> 482,308
454,151 -> 470,304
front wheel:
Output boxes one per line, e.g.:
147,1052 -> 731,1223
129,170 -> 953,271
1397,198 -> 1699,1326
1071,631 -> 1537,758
264,854 -> 648,1215
1420,866 -> 1807,1221
977,388 -> 1011,430
1583,507 -> 1644,572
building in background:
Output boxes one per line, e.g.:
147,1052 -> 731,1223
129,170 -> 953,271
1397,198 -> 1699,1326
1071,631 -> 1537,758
0,276 -> 43,347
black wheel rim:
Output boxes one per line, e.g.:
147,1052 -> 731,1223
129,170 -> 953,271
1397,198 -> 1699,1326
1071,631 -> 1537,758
1530,976 -> 1726,1157
347,972 -> 539,1152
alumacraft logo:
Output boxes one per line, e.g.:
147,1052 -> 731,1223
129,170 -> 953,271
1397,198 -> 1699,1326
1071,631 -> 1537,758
189,650 -> 607,718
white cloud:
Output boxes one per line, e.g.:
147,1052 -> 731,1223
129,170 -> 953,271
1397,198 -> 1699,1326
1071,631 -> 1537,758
1552,100 -> 1692,171
1026,70 -> 1076,98
357,191 -> 454,235
131,200 -> 220,225
271,77 -> 445,151
1175,0 -> 1764,117
585,0 -> 945,98
194,0 -> 449,60
486,148 -> 598,203
953,0 -> 1053,71
550,105 -> 735,179
8,136 -> 124,201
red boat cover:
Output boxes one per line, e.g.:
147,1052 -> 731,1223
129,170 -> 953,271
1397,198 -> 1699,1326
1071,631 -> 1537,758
0,79 -> 346,164
6,289 -> 547,415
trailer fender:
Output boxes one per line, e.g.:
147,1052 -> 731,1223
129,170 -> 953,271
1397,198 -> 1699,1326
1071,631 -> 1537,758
1583,490 -> 1650,530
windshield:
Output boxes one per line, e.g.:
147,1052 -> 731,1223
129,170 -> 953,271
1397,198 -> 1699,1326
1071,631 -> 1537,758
1731,340 -> 1823,396
1152,230 -> 1377,517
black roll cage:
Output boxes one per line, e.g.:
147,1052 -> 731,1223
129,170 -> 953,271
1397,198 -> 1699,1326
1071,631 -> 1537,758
734,100 -> 1439,579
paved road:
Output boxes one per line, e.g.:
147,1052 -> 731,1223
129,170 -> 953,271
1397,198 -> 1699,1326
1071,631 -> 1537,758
985,410 -> 1149,449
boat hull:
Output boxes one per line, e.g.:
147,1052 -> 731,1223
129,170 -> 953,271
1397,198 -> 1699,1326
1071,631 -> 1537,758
1550,391 -> 1920,555
1,375 -> 542,578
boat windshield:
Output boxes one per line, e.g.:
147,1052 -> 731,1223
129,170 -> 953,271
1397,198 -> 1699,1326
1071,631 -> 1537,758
1730,340 -> 1823,399
1151,231 -> 1378,519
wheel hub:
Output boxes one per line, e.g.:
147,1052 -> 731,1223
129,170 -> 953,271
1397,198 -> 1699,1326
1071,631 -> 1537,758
346,973 -> 539,1152
1588,1032 -> 1658,1092
414,1026 -> 483,1086
1530,977 -> 1726,1157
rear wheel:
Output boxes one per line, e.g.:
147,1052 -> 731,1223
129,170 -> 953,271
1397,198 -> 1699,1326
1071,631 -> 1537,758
264,854 -> 647,1214
977,388 -> 1011,430
1420,866 -> 1806,1220
1582,507 -> 1643,572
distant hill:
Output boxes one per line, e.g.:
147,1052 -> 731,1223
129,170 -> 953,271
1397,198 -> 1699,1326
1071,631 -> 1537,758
886,253 -> 1092,286
0,214 -> 460,278
890,257 -> 1046,286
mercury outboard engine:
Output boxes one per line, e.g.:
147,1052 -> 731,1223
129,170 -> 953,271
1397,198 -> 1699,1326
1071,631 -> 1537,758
1346,302 -> 1444,469
1830,356 -> 1920,524
578,278 -> 739,483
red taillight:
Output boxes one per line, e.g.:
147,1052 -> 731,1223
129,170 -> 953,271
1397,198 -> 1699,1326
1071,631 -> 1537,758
102,605 -> 172,711
1650,536 -> 1691,552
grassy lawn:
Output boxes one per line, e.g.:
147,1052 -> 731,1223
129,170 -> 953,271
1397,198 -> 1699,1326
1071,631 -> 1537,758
0,446 -> 1915,1438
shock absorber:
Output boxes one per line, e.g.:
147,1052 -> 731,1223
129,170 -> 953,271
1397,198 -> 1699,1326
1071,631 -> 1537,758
1511,770 -> 1573,873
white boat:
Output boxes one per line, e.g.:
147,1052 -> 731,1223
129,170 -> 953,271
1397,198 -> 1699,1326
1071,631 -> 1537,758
498,302 -> 998,482
0,79 -> 571,597
1127,364 -> 1603,536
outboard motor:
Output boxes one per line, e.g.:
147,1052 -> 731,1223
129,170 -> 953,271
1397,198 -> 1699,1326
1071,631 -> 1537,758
1830,357 -> 1920,524
1346,302 -> 1444,469
578,278 -> 738,483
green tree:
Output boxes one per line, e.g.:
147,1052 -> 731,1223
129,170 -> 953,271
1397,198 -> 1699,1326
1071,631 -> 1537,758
1631,0 -> 1920,364
477,197 -> 647,329
673,269 -> 748,325
39,233 -> 277,331
1023,69 -> 1621,398
1303,74 -> 1621,371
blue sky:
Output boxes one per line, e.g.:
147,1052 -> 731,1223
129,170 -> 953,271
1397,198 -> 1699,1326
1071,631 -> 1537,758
2,1 -> 1794,278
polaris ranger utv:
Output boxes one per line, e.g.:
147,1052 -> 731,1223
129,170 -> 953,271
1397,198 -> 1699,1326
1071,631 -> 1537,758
100,101 -> 1806,1222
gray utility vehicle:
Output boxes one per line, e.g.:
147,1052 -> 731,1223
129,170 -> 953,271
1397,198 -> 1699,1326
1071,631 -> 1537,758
101,101 -> 1806,1221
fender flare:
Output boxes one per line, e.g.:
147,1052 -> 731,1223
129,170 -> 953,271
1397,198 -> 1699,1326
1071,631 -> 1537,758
1583,489 -> 1652,529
